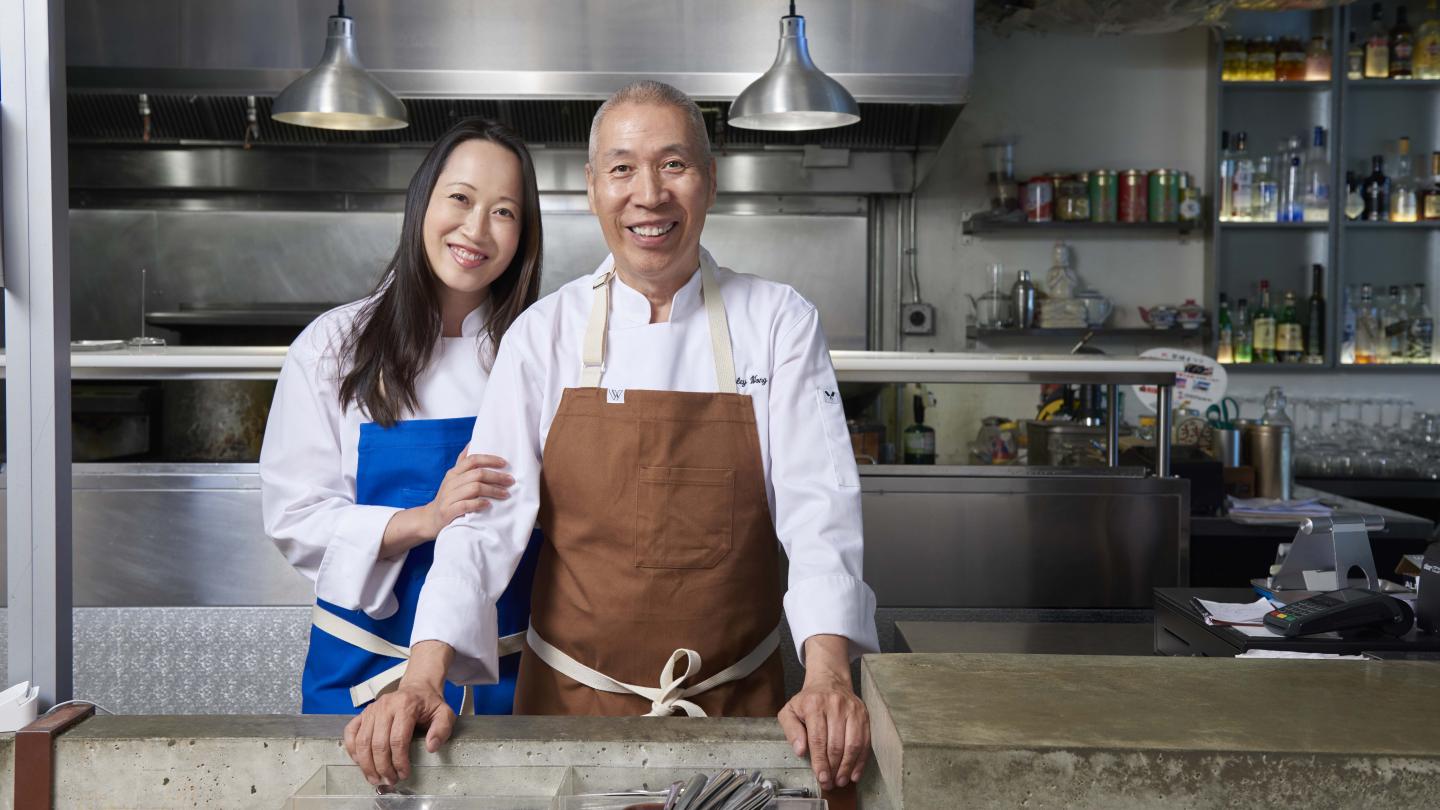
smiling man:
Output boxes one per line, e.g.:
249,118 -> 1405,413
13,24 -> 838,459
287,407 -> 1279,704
345,80 -> 879,794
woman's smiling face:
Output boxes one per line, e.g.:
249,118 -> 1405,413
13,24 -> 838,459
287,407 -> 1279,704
423,138 -> 525,308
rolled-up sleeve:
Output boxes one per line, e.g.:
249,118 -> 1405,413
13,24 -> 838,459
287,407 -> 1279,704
767,304 -> 879,662
411,326 -> 546,685
259,328 -> 405,618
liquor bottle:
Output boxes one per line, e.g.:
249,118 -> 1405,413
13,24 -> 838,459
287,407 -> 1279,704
1253,281 -> 1277,363
903,394 -> 936,464
1347,30 -> 1366,79
1424,152 -> 1440,220
1409,283 -> 1435,362
1346,171 -> 1366,220
1304,35 -> 1332,80
1341,284 -> 1358,364
1255,155 -> 1279,222
1231,132 -> 1256,222
1218,131 -> 1236,222
1419,0 -> 1440,79
1303,127 -> 1331,222
1355,283 -> 1380,364
1277,290 -> 1304,363
1392,137 -> 1420,222
1391,5 -> 1415,78
1365,2 -> 1391,78
1280,155 -> 1305,222
1305,264 -> 1326,364
1382,285 -> 1410,362
1217,293 -> 1235,363
1361,155 -> 1391,221
1234,298 -> 1254,364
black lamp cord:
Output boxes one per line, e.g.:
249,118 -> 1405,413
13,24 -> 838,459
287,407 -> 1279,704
787,1 -> 798,17
337,0 -> 348,18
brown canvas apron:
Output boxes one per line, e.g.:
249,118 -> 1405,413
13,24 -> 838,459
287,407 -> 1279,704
513,260 -> 786,717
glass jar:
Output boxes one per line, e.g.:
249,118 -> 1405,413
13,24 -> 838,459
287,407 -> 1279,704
1057,177 -> 1091,221
1223,36 -> 1249,81
1276,36 -> 1307,81
1024,177 -> 1054,223
1247,36 -> 1277,81
1304,35 -> 1331,81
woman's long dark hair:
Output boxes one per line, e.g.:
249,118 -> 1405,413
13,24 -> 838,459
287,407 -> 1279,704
339,118 -> 543,426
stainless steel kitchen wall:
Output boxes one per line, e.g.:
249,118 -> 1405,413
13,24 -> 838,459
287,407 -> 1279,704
70,204 -> 870,348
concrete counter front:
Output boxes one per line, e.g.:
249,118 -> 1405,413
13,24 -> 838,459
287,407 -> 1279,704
6,653 -> 1439,807
862,653 -> 1440,809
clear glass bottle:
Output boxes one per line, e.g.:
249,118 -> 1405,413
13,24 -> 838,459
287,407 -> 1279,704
1303,126 -> 1331,222
1217,293 -> 1234,363
1362,155 -> 1391,221
1418,0 -> 1440,79
1347,30 -> 1366,79
1218,131 -> 1236,222
1345,170 -> 1366,220
1391,136 -> 1420,222
1341,284 -> 1358,364
1254,280 -> 1277,363
1262,386 -> 1293,427
1255,155 -> 1279,222
1408,283 -> 1435,363
1231,132 -> 1256,222
1305,35 -> 1332,81
1391,4 -> 1416,78
1382,285 -> 1410,362
1234,297 -> 1254,364
1365,2 -> 1391,78
1281,154 -> 1305,222
1355,283 -> 1380,364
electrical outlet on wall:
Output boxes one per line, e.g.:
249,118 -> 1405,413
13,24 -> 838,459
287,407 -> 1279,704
901,302 -> 936,335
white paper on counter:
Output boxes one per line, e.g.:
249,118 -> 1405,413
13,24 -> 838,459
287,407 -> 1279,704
1236,650 -> 1368,660
1194,596 -> 1277,626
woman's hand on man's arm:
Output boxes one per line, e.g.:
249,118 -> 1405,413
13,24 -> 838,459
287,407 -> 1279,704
378,448 -> 515,558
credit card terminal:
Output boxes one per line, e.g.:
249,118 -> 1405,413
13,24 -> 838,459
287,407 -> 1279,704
1263,589 -> 1415,638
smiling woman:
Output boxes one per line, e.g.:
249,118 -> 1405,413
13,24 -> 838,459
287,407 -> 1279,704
259,117 -> 545,719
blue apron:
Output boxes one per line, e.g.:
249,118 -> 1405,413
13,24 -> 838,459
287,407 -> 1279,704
301,415 -> 541,715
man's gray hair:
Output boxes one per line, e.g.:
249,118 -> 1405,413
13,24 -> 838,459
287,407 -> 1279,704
587,80 -> 712,165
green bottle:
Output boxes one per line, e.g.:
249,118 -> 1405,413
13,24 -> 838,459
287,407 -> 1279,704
903,394 -> 937,465
1217,293 -> 1234,363
1253,280 -> 1277,363
1277,290 -> 1303,363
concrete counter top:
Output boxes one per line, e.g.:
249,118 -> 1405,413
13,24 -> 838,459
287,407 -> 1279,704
862,653 -> 1440,809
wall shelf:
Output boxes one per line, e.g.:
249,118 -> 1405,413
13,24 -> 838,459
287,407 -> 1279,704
1219,221 -> 1328,229
962,216 -> 1199,236
968,326 -> 1206,339
1343,220 -> 1440,229
1220,80 -> 1332,91
1222,363 -> 1334,373
1345,78 -> 1440,90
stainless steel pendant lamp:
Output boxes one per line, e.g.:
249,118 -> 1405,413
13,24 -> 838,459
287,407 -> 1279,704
272,0 -> 409,131
727,0 -> 861,131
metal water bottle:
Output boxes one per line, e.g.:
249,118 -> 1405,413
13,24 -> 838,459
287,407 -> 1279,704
1012,269 -> 1037,329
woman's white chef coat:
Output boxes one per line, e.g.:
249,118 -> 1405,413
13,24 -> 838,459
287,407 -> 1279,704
260,299 -> 492,619
412,249 -> 880,685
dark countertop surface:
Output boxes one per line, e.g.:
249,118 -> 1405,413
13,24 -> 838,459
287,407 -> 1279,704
1192,484 -> 1435,539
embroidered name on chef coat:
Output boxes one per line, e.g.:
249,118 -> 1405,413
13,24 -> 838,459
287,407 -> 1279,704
734,375 -> 770,392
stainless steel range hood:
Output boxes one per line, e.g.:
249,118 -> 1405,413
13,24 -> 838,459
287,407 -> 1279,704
66,1 -> 973,196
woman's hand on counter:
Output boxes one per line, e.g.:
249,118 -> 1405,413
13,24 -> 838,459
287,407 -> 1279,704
777,634 -> 870,792
343,640 -> 456,787
378,449 -> 515,558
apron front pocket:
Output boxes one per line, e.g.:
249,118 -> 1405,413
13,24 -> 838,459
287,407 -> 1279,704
635,466 -> 735,569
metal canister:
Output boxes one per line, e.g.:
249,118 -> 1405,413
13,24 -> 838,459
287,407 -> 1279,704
1148,169 -> 1178,223
1243,422 -> 1293,500
1024,176 -> 1054,222
1177,171 -> 1202,224
1089,170 -> 1118,222
1118,170 -> 1148,223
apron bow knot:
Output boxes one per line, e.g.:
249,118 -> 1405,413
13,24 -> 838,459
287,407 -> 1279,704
645,648 -> 707,718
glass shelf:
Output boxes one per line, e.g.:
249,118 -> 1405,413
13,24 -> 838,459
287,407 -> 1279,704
1220,80 -> 1333,91
1219,221 -> 1330,229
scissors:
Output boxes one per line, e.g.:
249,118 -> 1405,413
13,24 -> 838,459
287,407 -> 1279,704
1205,397 -> 1240,429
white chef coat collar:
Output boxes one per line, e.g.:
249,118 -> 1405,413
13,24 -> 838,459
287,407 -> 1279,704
455,299 -> 491,339
594,248 -> 716,326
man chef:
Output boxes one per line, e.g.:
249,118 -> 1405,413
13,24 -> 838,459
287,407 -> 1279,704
345,80 -> 879,794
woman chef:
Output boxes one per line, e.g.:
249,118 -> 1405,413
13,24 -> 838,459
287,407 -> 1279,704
260,118 -> 543,716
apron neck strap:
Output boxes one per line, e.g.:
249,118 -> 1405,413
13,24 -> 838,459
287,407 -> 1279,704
578,261 -> 738,394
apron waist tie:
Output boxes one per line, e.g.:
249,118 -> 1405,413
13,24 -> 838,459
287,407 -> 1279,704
310,605 -> 524,714
524,624 -> 781,718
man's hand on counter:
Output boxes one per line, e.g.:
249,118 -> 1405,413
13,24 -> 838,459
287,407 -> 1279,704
777,634 -> 870,791
343,640 -> 456,787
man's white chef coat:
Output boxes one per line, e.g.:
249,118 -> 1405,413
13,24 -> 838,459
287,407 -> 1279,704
413,249 -> 879,685
260,299 -> 492,619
